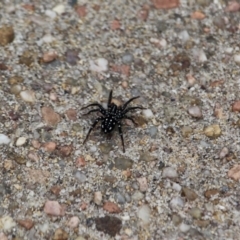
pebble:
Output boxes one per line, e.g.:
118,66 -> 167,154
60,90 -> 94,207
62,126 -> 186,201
43,142 -> 57,152
232,100 -> 240,112
0,25 -> 14,46
204,189 -> 219,199
44,200 -> 65,216
95,216 -> 122,237
89,58 -> 108,72
53,4 -> 65,14
142,109 -> 153,119
228,165 -> 240,181
132,191 -> 144,201
115,192 -> 126,204
219,147 -> 229,159
204,124 -> 221,139
0,232 -> 7,240
225,1 -> 240,12
188,106 -> 202,118
10,84 -> 22,95
189,207 -> 202,219
42,51 -> 57,63
52,228 -> 68,240
179,222 -> 190,232
0,216 -> 16,231
178,30 -> 190,43
74,171 -> 86,183
17,218 -> 34,230
16,137 -> 27,146
137,177 -> 148,192
67,216 -> 79,228
138,205 -> 151,224
45,10 -> 57,18
122,52 -> 134,64
172,213 -> 182,226
41,106 -> 61,126
181,126 -> 193,138
20,90 -> 35,103
75,156 -> 86,167
182,187 -> 198,201
103,201 -> 121,213
65,108 -> 77,121
162,167 -> 178,178
112,157 -> 133,170
8,75 -> 24,85
0,134 -> 11,145
148,126 -> 158,138
170,197 -> 185,209
94,191 -> 102,205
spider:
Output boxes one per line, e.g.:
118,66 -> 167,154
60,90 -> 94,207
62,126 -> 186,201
81,90 -> 145,152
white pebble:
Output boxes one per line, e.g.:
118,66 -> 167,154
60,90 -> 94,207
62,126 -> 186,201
38,222 -> 49,233
225,47 -> 233,54
219,147 -> 229,159
142,109 -> 153,119
0,134 -> 11,145
170,197 -> 185,209
67,216 -> 79,228
89,58 -> 108,72
94,191 -> 102,205
45,10 -> 56,18
90,146 -> 97,152
20,90 -> 35,103
138,204 -> 151,224
172,182 -> 182,192
53,4 -> 65,14
42,34 -> 55,43
0,216 -> 16,231
179,222 -> 190,232
16,137 -> 27,146
162,167 -> 178,178
188,106 -> 202,118
198,49 -> 207,62
178,30 -> 190,43
234,54 -> 240,64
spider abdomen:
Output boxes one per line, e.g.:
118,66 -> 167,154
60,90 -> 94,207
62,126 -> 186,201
101,116 -> 117,133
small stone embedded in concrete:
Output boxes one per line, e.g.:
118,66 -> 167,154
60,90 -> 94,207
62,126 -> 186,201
162,167 -> 178,178
44,200 -> 65,216
103,201 -> 121,213
17,219 -> 34,230
138,204 -> 151,224
0,134 -> 11,145
41,106 -> 61,126
0,25 -> 14,46
20,90 -> 36,103
188,106 -> 202,118
0,216 -> 16,231
137,177 -> 148,192
228,165 -> 240,181
94,191 -> 102,205
52,228 -> 68,240
204,124 -> 221,139
95,216 -> 122,237
67,216 -> 79,228
16,137 -> 27,146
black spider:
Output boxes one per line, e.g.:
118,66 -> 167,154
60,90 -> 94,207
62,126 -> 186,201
81,90 -> 145,152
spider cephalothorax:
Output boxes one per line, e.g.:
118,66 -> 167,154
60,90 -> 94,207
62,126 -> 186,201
81,90 -> 145,152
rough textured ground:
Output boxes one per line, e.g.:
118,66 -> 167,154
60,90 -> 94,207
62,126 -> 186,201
1,0 -> 240,239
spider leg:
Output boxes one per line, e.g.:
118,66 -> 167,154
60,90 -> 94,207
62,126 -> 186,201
117,121 -> 125,153
83,117 -> 103,144
124,116 -> 138,126
123,106 -> 146,114
122,96 -> 140,110
81,103 -> 106,115
108,90 -> 113,108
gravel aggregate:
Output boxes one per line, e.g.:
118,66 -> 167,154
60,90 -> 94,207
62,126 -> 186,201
1,0 -> 240,239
